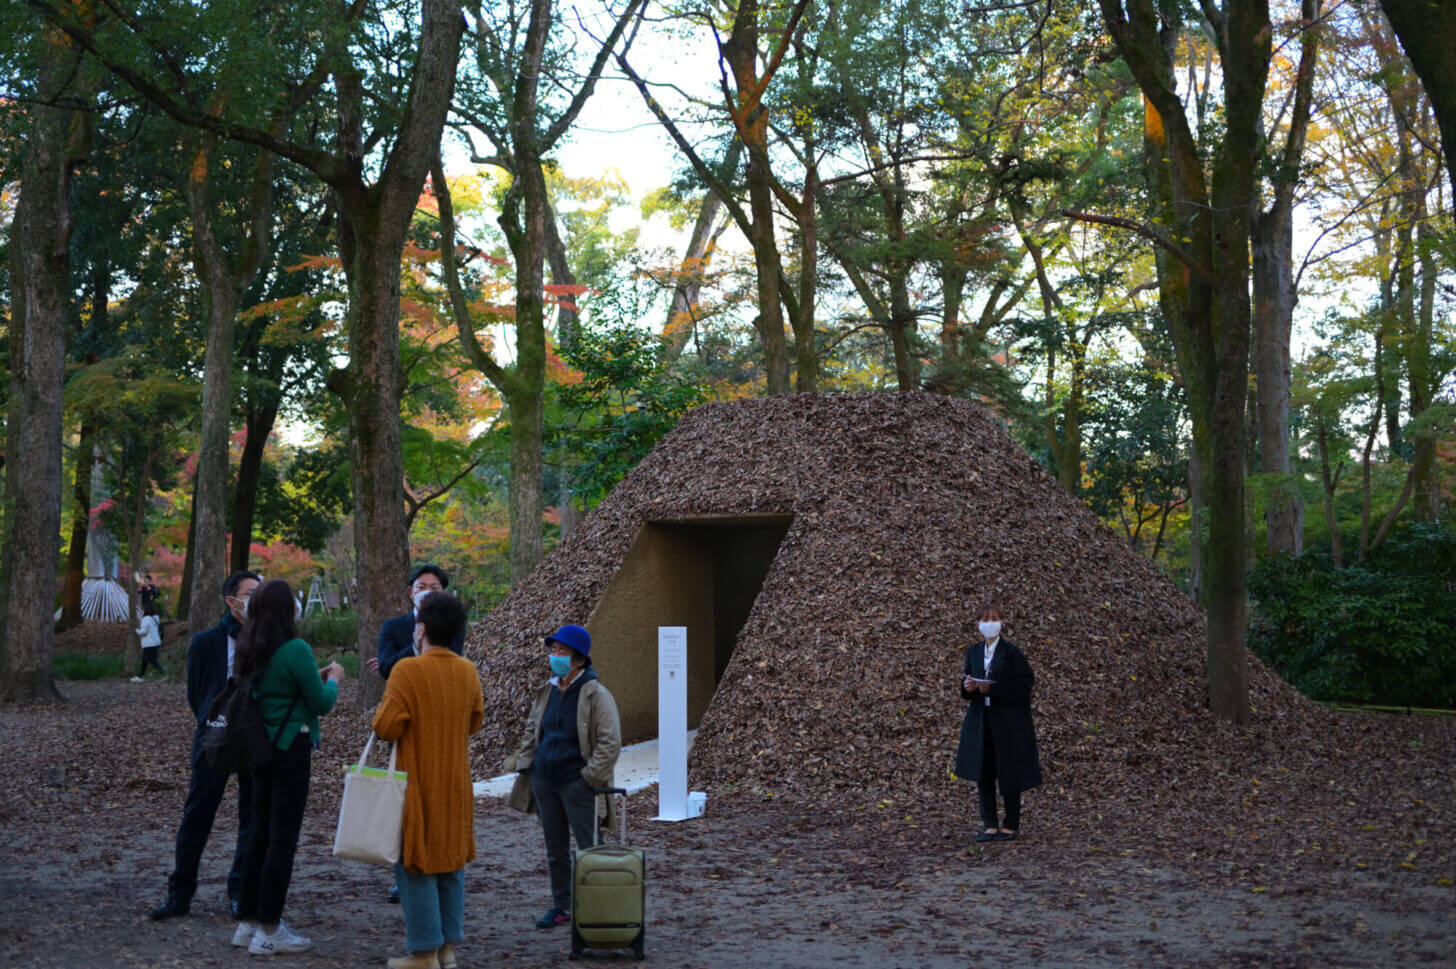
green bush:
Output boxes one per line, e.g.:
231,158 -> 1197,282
298,610 -> 359,654
1248,522 -> 1456,708
54,653 -> 125,680
313,650 -> 360,678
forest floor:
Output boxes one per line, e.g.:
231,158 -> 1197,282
1,679 -> 1452,969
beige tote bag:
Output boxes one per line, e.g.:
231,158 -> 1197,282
333,733 -> 407,866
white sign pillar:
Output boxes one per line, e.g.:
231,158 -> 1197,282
653,626 -> 689,821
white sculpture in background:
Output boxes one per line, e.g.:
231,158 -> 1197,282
77,455 -> 130,622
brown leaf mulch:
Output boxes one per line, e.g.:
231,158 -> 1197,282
465,393 -> 1456,882
1,681 -> 1451,968
54,619 -> 192,656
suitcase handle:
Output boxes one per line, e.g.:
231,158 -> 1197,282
590,786 -> 628,844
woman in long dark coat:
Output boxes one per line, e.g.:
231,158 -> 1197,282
955,605 -> 1042,842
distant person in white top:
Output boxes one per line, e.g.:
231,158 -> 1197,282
132,602 -> 164,681
954,604 -> 1043,843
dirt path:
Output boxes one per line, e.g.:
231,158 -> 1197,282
1,681 -> 1451,968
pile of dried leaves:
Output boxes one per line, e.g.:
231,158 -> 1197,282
467,393 -> 1454,878
53,619 -> 190,655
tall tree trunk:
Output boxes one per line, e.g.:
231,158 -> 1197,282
332,0 -> 463,705
1105,0 -> 1268,724
1316,422 -> 1344,568
792,160 -> 819,393
175,483 -> 197,621
543,194 -> 580,354
58,423 -> 95,631
1410,219 -> 1439,518
663,142 -> 741,362
725,0 -> 791,395
60,264 -> 109,630
1,22 -> 86,703
1061,340 -> 1086,494
1187,443 -> 1205,599
1379,0 -> 1456,198
1251,0 -> 1318,558
507,382 -> 545,581
186,271 -> 239,628
230,402 -> 279,572
941,265 -> 967,364
337,199 -> 415,707
185,133 -> 274,630
504,162 -> 549,582
886,268 -> 918,391
122,450 -> 158,677
1358,346 -> 1385,563
1251,207 -> 1303,557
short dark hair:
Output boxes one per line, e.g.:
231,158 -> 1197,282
223,570 -> 262,599
408,564 -> 449,589
143,601 -> 158,617
416,592 -> 467,649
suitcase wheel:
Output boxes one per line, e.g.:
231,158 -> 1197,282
632,932 -> 645,960
570,927 -> 584,960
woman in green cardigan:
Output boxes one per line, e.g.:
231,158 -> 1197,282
230,579 -> 344,956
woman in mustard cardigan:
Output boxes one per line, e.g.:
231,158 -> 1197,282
373,592 -> 484,969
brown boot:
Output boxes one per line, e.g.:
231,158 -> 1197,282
438,943 -> 457,969
386,949 -> 439,969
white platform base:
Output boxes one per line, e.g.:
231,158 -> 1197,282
474,729 -> 697,799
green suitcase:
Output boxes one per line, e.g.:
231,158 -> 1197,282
571,787 -> 645,961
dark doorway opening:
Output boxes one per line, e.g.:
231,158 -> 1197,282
584,515 -> 792,745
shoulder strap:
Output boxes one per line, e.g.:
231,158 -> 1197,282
249,670 -> 304,747
270,689 -> 303,747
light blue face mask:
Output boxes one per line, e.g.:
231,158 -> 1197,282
549,654 -> 573,677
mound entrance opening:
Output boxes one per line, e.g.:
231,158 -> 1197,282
585,514 -> 792,745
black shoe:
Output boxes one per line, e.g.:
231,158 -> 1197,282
387,885 -> 400,904
149,896 -> 189,920
974,830 -> 998,843
536,907 -> 570,929
993,830 -> 1018,841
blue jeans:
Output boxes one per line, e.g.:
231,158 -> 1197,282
395,863 -> 465,953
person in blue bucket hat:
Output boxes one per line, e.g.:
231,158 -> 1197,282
505,625 -> 622,929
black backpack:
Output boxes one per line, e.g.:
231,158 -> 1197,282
201,675 -> 301,773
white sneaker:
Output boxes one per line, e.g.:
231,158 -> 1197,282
232,921 -> 260,947
248,921 -> 312,955
130,676 -> 144,683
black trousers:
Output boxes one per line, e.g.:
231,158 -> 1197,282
530,771 -> 598,911
137,647 -> 163,677
168,739 -> 255,904
237,735 -> 312,927
977,717 -> 1021,831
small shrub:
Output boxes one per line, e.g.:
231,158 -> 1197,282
313,650 -> 361,678
298,611 -> 358,654
54,653 -> 125,680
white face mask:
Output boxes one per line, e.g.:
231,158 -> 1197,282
978,620 -> 1001,641
412,590 -> 432,609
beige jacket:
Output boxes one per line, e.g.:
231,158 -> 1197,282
505,674 -> 622,828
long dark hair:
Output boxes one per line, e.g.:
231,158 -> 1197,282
235,579 -> 298,679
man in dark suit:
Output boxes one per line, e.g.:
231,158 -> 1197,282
368,563 -> 467,902
369,564 -> 466,679
149,570 -> 261,920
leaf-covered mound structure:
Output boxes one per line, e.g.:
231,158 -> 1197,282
467,393 -> 1452,870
